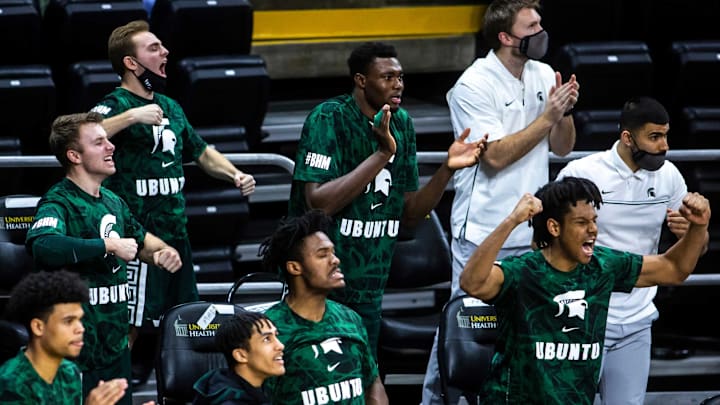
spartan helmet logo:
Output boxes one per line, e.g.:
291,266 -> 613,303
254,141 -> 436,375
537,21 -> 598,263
553,290 -> 588,320
311,337 -> 350,373
364,168 -> 392,197
151,118 -> 177,155
99,214 -> 119,239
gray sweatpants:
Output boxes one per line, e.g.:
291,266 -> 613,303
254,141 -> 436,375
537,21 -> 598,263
597,314 -> 657,405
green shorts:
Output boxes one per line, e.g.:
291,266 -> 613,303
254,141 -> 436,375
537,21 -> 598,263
127,238 -> 198,328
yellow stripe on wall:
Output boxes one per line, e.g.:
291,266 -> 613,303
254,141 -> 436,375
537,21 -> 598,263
252,5 -> 486,42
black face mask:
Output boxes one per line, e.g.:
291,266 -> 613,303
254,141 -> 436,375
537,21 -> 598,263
630,134 -> 666,171
132,58 -> 166,94
514,30 -> 549,60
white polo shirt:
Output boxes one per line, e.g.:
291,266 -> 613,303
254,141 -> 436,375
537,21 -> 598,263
557,141 -> 687,324
448,50 -> 556,248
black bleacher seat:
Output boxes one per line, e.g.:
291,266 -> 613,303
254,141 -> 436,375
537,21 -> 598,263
0,138 -> 22,156
171,55 -> 270,149
43,0 -> 146,89
659,41 -> 720,148
539,0 -> 622,62
190,246 -> 234,283
184,187 -> 250,243
150,0 -> 252,62
64,60 -> 120,114
620,0 -> 720,57
196,126 -> 249,154
668,41 -> 720,108
0,65 -> 56,154
0,0 -> 45,65
572,110 -> 620,151
553,41 -> 653,111
554,42 -> 652,155
182,170 -> 250,283
44,0 -> 148,63
682,107 -> 720,150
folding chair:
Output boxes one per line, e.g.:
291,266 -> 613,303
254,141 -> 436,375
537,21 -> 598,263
438,295 -> 498,405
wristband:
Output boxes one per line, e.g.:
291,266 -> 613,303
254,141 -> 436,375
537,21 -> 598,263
563,109 -> 573,117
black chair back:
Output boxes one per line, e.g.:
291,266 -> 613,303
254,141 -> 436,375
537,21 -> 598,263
438,295 -> 498,405
155,301 -> 247,404
0,320 -> 29,364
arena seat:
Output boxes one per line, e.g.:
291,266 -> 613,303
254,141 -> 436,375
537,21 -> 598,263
188,246 -> 234,283
0,0 -> 45,65
438,295 -> 498,405
539,0 -> 622,62
620,0 -> 720,59
0,138 -> 22,156
196,126 -> 250,154
553,41 -> 653,111
378,210 -> 451,378
0,320 -> 29,364
171,55 -> 271,150
667,41 -> 720,108
63,60 -> 120,114
43,0 -> 147,69
155,301 -> 248,404
0,65 -> 56,155
182,168 -> 250,284
572,110 -> 621,151
0,195 -> 39,299
681,107 -> 720,150
655,40 -> 720,133
150,0 -> 253,62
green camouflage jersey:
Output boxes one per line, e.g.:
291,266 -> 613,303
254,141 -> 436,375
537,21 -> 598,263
0,350 -> 82,404
482,246 -> 642,404
92,88 -> 208,240
25,178 -> 146,371
288,94 -> 419,305
265,300 -> 379,405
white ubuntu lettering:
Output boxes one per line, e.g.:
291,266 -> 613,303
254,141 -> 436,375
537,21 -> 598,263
339,219 -> 399,239
535,342 -> 601,361
301,378 -> 363,405
88,283 -> 129,305
136,177 -> 185,197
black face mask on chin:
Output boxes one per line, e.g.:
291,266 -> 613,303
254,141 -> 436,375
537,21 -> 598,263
630,134 -> 666,171
132,58 -> 166,94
